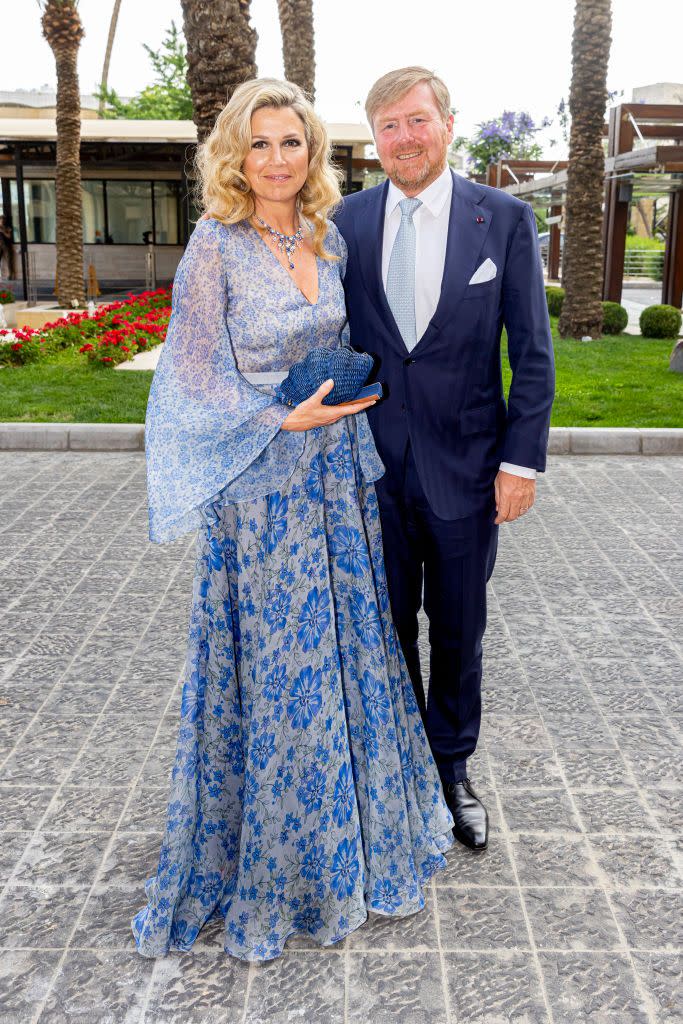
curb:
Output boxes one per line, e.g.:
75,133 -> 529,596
546,427 -> 683,455
0,424 -> 682,455
0,423 -> 144,451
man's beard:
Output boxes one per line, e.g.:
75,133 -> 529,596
388,152 -> 446,190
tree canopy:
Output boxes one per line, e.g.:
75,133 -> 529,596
95,22 -> 193,120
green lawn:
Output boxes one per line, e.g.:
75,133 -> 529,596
505,321 -> 682,428
0,320 -> 681,426
0,348 -> 153,423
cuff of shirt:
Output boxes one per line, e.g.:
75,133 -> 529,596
499,462 -> 537,480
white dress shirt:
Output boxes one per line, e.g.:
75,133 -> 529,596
381,165 -> 536,481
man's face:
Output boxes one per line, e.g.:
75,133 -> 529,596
372,82 -> 454,195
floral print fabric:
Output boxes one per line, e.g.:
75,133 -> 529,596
132,216 -> 455,961
132,422 -> 455,961
143,216 -> 384,544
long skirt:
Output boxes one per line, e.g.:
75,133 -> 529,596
131,418 -> 455,962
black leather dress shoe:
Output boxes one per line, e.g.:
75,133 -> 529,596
443,778 -> 489,851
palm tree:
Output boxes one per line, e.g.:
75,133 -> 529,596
40,0 -> 86,306
181,0 -> 257,144
277,0 -> 315,101
558,0 -> 612,339
98,0 -> 123,117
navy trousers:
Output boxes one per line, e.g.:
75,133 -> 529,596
375,442 -> 499,784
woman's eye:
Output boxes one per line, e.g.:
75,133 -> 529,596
284,139 -> 302,147
252,140 -> 267,149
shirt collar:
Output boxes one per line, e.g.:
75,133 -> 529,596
385,164 -> 453,219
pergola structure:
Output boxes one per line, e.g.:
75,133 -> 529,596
487,104 -> 683,308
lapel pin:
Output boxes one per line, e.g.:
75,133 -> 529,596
476,216 -> 485,224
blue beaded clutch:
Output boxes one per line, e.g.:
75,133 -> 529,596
275,346 -> 375,407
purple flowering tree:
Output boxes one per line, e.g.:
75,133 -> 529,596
464,110 -> 552,177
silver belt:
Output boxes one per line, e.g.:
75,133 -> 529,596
241,371 -> 288,385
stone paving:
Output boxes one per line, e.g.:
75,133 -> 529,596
0,452 -> 681,1024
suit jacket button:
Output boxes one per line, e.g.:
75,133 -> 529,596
403,357 -> 415,366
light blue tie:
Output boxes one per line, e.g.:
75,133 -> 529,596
386,197 -> 422,351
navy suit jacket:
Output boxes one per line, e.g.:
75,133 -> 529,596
335,171 -> 555,520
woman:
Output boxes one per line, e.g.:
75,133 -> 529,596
131,78 -> 455,963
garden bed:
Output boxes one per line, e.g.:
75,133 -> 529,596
0,314 -> 680,427
0,288 -> 170,368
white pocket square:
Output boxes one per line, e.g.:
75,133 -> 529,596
468,258 -> 497,285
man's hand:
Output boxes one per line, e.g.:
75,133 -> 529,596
494,470 -> 536,524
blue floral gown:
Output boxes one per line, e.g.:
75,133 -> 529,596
132,216 -> 455,962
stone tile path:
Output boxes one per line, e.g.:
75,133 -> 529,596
0,452 -> 681,1024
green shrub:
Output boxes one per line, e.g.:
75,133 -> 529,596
601,301 -> 628,335
545,287 -> 565,317
0,289 -> 15,304
639,304 -> 682,339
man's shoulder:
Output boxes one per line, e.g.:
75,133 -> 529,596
461,176 -> 529,218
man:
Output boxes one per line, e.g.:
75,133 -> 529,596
336,67 -> 555,852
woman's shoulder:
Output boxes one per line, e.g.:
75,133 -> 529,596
321,217 -> 347,259
190,215 -> 245,241
186,216 -> 249,263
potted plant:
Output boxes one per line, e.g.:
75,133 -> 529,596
0,288 -> 17,328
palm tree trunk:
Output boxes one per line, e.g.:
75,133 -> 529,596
98,0 -> 123,116
558,0 -> 612,339
181,0 -> 257,144
276,0 -> 315,101
54,45 -> 85,306
43,43 -> 84,308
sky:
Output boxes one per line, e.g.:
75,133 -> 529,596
4,0 -> 682,159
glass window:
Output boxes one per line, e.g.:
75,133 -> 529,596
9,179 -> 19,237
106,181 -> 152,244
82,180 -> 106,243
20,179 -> 56,243
153,181 -> 180,244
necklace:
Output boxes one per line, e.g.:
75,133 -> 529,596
255,215 -> 305,269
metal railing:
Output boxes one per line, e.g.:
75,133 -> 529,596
541,246 -> 664,281
623,249 -> 665,279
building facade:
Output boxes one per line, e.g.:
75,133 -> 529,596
0,96 -> 378,299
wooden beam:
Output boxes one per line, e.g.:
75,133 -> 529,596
616,103 -> 683,122
609,145 -> 683,172
497,160 -> 568,172
662,189 -> 683,309
502,170 -> 568,197
603,106 -> 633,302
631,124 -> 683,139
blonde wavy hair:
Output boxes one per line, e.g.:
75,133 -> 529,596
195,78 -> 343,259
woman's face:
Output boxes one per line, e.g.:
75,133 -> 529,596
242,105 -> 310,208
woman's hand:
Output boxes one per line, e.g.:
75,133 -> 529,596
281,379 -> 378,432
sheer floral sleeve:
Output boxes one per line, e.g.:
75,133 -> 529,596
144,218 -> 305,543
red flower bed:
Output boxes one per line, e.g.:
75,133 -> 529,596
0,288 -> 171,367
